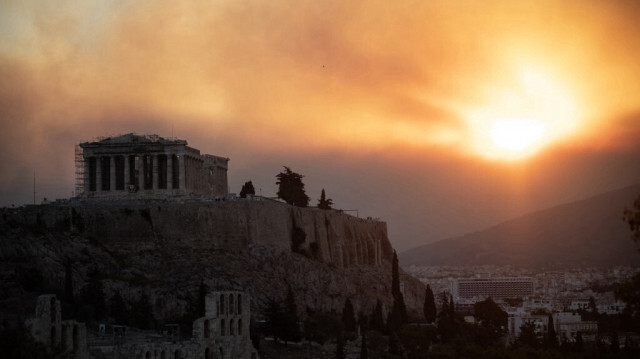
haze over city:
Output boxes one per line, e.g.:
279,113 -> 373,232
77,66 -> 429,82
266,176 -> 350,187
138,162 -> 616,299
2,0 -> 640,251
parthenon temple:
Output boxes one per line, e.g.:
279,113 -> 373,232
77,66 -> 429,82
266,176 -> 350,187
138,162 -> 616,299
78,134 -> 228,199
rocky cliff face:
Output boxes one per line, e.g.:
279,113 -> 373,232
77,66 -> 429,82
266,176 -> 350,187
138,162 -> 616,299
0,198 -> 424,326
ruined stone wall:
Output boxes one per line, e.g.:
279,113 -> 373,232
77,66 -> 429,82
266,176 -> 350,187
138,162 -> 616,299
24,295 -> 88,359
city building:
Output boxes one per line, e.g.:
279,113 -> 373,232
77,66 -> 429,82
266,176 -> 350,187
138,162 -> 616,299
453,277 -> 534,300
77,133 -> 228,199
553,312 -> 598,342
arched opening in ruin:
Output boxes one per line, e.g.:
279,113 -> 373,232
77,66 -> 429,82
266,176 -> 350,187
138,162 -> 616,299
160,350 -> 166,359
229,319 -> 234,336
220,319 -> 226,336
204,319 -> 210,338
174,349 -> 182,359
205,347 -> 211,359
237,294 -> 242,314
229,295 -> 234,315
219,347 -> 224,359
220,295 -> 225,316
50,326 -> 56,347
73,325 -> 79,350
238,319 -> 242,336
145,350 -> 151,359
61,324 -> 69,350
50,297 -> 56,323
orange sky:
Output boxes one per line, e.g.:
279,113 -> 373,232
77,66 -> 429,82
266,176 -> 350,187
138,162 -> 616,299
2,0 -> 640,250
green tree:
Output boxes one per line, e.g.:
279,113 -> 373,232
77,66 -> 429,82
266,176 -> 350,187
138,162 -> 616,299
283,287 -> 301,342
617,197 -> 640,325
544,313 -> 558,348
263,297 -> 285,341
276,166 -> 309,207
109,290 -> 129,324
239,181 -> 256,198
437,292 -> 456,343
517,321 -> 539,348
389,250 -> 407,331
335,333 -> 346,359
64,258 -> 74,306
131,293 -> 154,329
342,298 -> 357,333
623,196 -> 640,247
304,313 -> 342,345
360,330 -> 369,359
318,189 -> 333,210
370,300 -> 385,333
0,326 -> 50,359
79,268 -> 107,321
424,284 -> 436,324
473,297 -> 507,332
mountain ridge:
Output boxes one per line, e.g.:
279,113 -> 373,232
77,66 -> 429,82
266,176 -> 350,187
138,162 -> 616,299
400,183 -> 640,268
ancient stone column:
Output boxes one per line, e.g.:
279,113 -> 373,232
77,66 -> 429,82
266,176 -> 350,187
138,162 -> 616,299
167,153 -> 173,191
137,155 -> 144,190
124,155 -> 130,189
96,157 -> 102,192
179,154 -> 186,190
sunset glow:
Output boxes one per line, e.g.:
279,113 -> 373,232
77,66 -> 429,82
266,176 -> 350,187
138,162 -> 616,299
1,0 -> 640,251
465,65 -> 580,160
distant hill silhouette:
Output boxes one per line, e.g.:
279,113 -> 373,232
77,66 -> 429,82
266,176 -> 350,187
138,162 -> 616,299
400,184 -> 640,269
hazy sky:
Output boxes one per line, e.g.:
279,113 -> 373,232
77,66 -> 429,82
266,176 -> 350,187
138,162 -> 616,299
2,0 -> 640,251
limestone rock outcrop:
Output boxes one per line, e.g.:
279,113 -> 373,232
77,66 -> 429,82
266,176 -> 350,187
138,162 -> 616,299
0,199 -> 424,325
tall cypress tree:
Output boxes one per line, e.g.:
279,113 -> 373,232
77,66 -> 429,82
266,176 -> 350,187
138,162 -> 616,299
545,313 -> 558,348
64,258 -> 75,306
341,298 -> 356,333
359,330 -> 368,359
283,287 -> 301,342
391,251 -> 400,298
318,189 -> 334,210
80,268 -> 106,320
423,284 -> 436,324
371,300 -> 384,333
390,250 -> 407,330
335,333 -> 346,359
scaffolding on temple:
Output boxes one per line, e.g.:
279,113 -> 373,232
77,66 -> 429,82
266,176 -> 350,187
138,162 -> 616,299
74,144 -> 84,196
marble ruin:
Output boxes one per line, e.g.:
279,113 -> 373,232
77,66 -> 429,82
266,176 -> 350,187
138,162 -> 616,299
25,294 -> 89,358
78,134 -> 229,199
25,292 -> 258,359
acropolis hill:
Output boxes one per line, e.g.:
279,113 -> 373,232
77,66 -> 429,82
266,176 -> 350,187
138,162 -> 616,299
0,134 -> 424,329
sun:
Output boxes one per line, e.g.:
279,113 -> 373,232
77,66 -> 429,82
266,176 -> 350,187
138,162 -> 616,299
489,118 -> 548,153
465,66 -> 579,161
